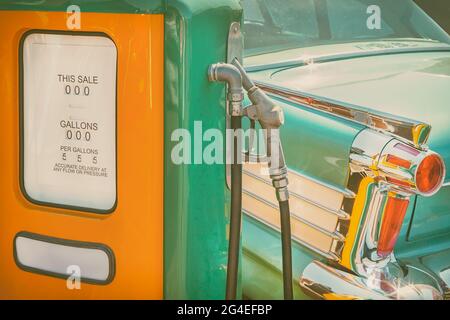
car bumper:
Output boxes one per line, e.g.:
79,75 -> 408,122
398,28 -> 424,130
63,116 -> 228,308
300,260 -> 443,300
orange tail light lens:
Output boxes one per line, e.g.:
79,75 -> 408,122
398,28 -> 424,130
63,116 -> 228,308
377,195 -> 410,258
416,154 -> 445,195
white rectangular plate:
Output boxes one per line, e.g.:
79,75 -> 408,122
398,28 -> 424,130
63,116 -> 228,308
21,32 -> 117,212
14,232 -> 115,284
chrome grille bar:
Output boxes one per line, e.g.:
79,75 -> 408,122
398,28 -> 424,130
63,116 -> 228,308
244,211 -> 340,262
243,169 -> 350,221
242,162 -> 349,260
243,190 -> 345,241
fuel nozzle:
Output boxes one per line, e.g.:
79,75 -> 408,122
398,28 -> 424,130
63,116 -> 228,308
208,59 -> 293,300
232,59 -> 293,299
232,59 -> 289,203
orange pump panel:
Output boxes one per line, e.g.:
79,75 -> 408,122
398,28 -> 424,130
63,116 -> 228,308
0,11 -> 164,299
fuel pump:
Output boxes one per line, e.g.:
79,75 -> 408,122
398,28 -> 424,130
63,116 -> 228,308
208,58 -> 293,300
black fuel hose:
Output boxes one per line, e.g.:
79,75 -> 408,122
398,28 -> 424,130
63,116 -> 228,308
265,128 -> 294,300
226,115 -> 243,300
279,200 -> 293,300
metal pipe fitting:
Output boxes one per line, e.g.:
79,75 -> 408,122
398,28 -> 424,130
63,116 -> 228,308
208,63 -> 244,116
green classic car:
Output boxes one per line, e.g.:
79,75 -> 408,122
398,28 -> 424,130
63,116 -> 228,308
239,0 -> 450,300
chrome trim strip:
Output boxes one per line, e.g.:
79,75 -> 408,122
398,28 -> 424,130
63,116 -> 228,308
244,212 -> 340,261
255,81 -> 431,147
243,169 -> 350,220
287,168 -> 355,199
243,189 -> 346,242
246,45 -> 450,73
244,156 -> 355,198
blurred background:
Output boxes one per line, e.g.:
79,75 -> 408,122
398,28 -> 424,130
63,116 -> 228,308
415,0 -> 450,33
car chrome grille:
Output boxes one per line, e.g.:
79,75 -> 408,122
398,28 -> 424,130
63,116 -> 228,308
242,162 -> 354,261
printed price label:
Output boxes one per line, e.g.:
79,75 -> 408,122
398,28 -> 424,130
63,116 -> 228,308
22,32 -> 117,212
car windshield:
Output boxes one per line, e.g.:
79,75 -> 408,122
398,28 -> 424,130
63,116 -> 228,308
242,0 -> 450,56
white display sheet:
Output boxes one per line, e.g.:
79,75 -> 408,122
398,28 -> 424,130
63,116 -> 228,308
22,33 -> 117,212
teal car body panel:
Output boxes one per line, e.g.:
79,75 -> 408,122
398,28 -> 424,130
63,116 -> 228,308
243,215 -> 313,300
242,41 -> 450,299
242,90 -> 364,300
409,187 -> 450,241
241,84 -> 365,300
247,45 -> 450,181
273,95 -> 364,188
